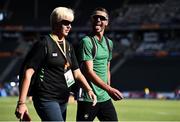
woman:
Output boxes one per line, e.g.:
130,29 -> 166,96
15,7 -> 97,121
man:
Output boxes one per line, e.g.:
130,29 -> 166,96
76,7 -> 123,121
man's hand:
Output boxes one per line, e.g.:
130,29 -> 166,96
87,90 -> 97,106
107,87 -> 123,101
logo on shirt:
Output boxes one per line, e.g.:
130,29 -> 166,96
84,114 -> 89,119
52,53 -> 58,57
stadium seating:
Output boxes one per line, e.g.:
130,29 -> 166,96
0,0 -> 180,93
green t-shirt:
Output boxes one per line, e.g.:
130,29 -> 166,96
78,35 -> 113,102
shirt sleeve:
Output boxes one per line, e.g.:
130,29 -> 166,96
78,37 -> 94,61
25,40 -> 46,71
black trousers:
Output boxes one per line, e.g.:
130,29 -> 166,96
76,99 -> 118,122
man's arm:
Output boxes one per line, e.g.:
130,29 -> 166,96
83,60 -> 123,100
83,60 -> 110,91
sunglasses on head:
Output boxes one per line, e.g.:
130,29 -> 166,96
60,20 -> 72,26
92,15 -> 107,21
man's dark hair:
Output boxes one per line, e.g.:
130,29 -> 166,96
92,7 -> 109,19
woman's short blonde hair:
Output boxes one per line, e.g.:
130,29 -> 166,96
50,7 -> 74,30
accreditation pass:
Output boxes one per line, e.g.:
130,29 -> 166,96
64,69 -> 75,87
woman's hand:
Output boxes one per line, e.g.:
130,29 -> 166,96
87,90 -> 97,106
15,102 -> 28,120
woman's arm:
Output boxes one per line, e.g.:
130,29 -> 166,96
15,68 -> 34,119
73,68 -> 97,106
19,68 -> 34,103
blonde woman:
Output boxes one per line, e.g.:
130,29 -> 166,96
15,7 -> 96,121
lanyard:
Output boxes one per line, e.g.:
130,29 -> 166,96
50,34 -> 70,70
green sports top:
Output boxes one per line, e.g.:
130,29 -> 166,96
78,35 -> 113,102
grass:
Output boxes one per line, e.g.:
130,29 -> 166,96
0,96 -> 180,121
